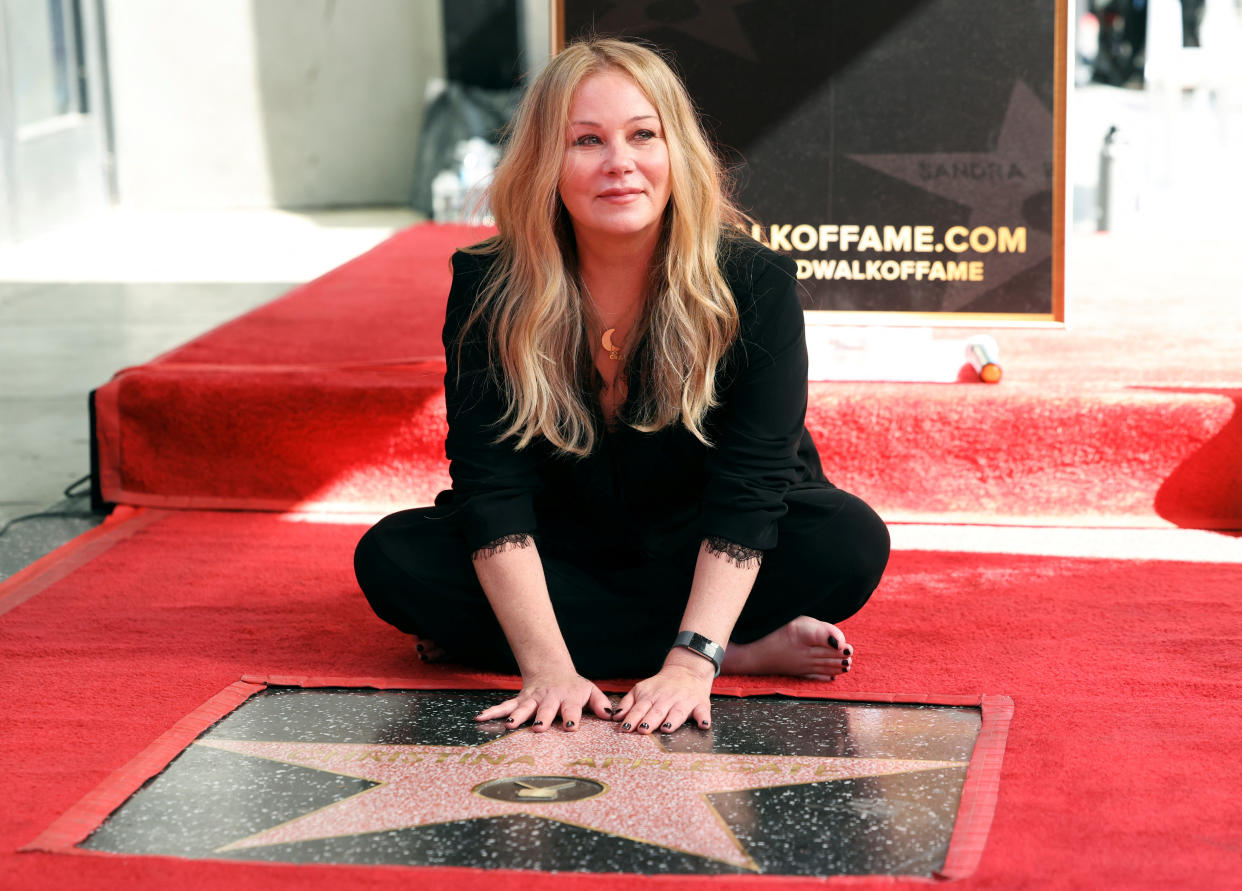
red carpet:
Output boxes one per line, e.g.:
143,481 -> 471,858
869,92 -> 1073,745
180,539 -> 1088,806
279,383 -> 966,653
92,225 -> 1242,528
13,225 -> 1242,885
2,509 -> 1240,888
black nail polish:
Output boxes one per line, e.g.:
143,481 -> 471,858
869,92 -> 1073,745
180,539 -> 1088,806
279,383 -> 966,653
662,722 -> 672,730
605,707 -> 615,714
505,717 -> 514,723
623,722 -> 632,730
828,635 -> 839,648
843,646 -> 853,657
566,720 -> 575,728
640,722 -> 649,730
700,720 -> 711,728
533,720 -> 543,726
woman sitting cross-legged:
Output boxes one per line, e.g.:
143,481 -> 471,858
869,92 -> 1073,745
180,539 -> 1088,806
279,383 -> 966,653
354,37 -> 890,736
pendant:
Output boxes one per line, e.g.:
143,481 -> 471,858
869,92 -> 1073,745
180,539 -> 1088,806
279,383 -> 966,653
602,328 -> 622,361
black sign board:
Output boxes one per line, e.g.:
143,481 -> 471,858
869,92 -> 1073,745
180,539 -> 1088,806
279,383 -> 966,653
557,1 -> 1067,324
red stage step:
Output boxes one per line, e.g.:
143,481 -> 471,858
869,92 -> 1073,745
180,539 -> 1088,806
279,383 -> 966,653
91,224 -> 1242,529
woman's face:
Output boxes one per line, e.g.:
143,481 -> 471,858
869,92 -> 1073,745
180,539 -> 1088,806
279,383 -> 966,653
559,70 -> 672,247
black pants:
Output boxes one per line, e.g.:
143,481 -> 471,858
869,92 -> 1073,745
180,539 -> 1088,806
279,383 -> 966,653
354,486 -> 890,678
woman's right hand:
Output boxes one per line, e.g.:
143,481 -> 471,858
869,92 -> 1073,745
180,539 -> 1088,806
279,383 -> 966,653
475,671 -> 613,732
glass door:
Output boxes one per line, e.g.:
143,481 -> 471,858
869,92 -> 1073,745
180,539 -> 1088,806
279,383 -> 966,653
1,0 -> 111,245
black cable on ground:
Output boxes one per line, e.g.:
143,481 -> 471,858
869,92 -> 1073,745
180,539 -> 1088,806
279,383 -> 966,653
0,511 -> 101,540
63,474 -> 92,499
1,475 -> 100,540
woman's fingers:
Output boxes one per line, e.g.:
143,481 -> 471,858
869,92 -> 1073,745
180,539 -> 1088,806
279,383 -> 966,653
612,691 -> 635,721
690,701 -> 712,730
587,686 -> 614,721
622,693 -> 698,734
560,700 -> 584,732
531,698 -> 561,732
659,703 -> 693,733
615,665 -> 715,733
554,681 -> 614,730
478,681 -> 649,732
474,697 -> 520,722
640,696 -> 710,732
505,696 -> 539,728
621,698 -> 655,733
482,678 -> 614,731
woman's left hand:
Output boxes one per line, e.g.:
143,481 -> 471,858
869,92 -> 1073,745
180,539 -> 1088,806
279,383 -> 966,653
613,653 -> 715,734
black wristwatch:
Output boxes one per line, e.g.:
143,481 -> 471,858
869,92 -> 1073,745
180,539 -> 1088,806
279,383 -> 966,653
671,630 -> 725,677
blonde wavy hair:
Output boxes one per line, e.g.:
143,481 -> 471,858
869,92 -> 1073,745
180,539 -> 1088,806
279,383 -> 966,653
461,37 -> 746,456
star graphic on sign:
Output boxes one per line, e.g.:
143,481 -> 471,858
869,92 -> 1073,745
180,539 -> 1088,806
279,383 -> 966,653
848,81 -> 1055,312
592,0 -> 758,62
199,719 -> 964,870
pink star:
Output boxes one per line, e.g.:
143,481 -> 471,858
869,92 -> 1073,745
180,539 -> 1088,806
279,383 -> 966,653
200,720 -> 963,869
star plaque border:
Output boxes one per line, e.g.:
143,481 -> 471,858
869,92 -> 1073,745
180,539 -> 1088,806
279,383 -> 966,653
25,674 -> 1013,881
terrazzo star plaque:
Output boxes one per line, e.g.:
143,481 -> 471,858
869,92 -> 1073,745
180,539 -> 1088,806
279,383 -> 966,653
76,688 -> 987,876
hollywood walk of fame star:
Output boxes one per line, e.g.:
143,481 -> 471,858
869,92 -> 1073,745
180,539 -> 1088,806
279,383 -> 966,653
848,81 -> 1055,312
198,718 -> 965,870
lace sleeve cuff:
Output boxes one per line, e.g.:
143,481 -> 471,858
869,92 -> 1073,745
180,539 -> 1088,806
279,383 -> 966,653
704,536 -> 764,569
471,533 -> 534,561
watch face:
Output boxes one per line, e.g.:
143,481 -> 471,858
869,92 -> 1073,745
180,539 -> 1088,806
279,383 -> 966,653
675,632 -> 723,674
678,631 -> 715,649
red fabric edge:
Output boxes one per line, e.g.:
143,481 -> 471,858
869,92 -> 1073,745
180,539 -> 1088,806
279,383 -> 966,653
92,377 -> 123,505
935,694 -> 1014,881
0,506 -> 155,618
88,493 -> 423,514
26,675 -> 1008,885
22,678 -> 267,853
113,360 -> 449,374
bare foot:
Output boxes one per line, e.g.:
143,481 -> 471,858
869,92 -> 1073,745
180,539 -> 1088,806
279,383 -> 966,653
721,616 -> 853,680
413,637 -> 446,663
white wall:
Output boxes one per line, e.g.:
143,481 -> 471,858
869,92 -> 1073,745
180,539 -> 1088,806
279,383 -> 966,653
104,0 -> 445,209
519,0 -> 552,76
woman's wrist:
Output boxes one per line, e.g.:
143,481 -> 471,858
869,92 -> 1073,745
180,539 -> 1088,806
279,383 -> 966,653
662,646 -> 718,680
518,650 -> 579,681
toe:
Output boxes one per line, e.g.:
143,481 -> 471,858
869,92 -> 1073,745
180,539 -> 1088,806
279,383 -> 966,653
821,622 -> 847,652
792,617 -> 847,653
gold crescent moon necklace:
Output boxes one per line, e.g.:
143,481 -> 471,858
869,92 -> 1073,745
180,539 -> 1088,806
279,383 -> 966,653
601,328 -> 623,361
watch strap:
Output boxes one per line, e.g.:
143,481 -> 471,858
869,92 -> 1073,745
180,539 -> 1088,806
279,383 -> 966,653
672,630 -> 725,677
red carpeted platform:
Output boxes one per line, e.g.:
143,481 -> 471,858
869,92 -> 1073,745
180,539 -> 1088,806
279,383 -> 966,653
2,509 -> 1239,888
91,224 -> 1242,528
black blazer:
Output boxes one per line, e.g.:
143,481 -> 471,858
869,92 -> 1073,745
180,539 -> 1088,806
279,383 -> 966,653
437,235 -> 829,564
